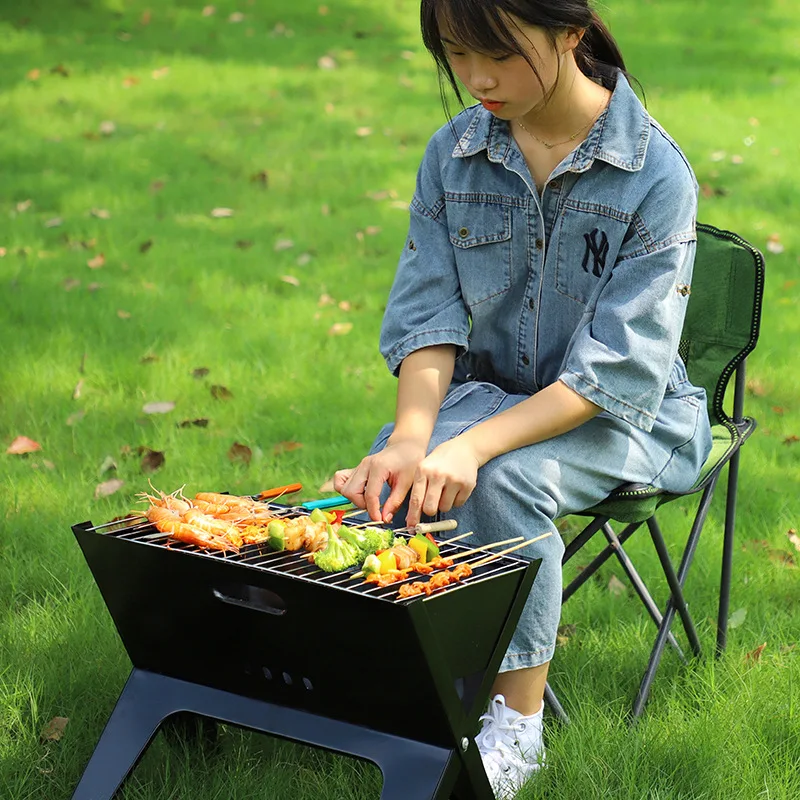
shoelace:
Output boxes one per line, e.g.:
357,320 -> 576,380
475,698 -> 530,760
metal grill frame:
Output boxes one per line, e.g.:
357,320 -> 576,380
70,508 -> 541,800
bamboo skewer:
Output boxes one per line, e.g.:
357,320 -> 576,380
471,532 -> 552,568
437,530 -> 477,546
449,536 -> 525,560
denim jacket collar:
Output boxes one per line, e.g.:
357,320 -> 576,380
451,71 -> 650,174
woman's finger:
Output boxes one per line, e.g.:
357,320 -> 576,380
340,463 -> 369,509
382,474 -> 413,524
437,482 -> 461,514
364,465 -> 390,522
421,476 -> 445,518
333,468 -> 354,494
406,473 -> 429,529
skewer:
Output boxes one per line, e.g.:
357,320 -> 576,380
449,536 -> 525,560
471,532 -> 553,567
348,518 -> 458,535
438,530 -> 478,546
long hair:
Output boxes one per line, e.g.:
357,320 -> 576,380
420,0 -> 637,116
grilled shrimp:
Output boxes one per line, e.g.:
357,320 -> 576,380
156,519 -> 238,552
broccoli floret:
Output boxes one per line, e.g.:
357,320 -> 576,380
339,525 -> 395,559
313,525 -> 360,573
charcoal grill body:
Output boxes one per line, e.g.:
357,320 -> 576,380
71,520 -> 540,800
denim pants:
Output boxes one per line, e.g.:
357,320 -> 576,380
370,380 -> 711,673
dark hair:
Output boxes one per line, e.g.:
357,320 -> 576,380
420,0 -> 637,114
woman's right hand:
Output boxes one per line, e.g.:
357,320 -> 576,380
333,437 -> 428,524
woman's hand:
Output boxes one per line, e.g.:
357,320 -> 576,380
405,437 -> 480,528
334,437 -> 428,523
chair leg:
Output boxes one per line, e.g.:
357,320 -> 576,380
631,484 -> 717,719
717,449 -> 742,656
601,523 -> 687,665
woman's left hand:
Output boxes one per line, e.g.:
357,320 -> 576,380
405,436 -> 481,527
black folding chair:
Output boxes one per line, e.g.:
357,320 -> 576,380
547,223 -> 766,722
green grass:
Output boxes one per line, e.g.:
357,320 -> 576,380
1,0 -> 799,798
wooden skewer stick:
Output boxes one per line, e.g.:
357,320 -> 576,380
471,532 -> 553,568
437,530 -> 477,546
449,536 -> 525,561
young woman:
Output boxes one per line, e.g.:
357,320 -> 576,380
335,1 -> 712,795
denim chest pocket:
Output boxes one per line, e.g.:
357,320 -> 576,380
447,199 -> 513,307
553,204 -> 631,304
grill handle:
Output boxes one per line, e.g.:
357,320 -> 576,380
212,586 -> 287,616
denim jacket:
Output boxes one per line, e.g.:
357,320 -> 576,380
380,73 -> 700,433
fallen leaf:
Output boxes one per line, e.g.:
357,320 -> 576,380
150,180 -> 165,193
228,442 -> 252,464
142,401 -> 175,415
251,170 -> 269,186
766,234 -> 785,255
73,379 -> 84,399
318,476 -> 335,493
91,208 -> 111,219
728,607 -> 747,629
98,455 -> 117,475
229,11 -> 245,22
139,239 -> 153,253
140,9 -> 151,25
210,385 -> 233,401
202,5 -> 216,16
731,154 -> 744,165
192,367 -> 209,379
151,66 -> 170,80
50,64 -> 70,77
557,623 -> 577,647
99,120 -> 116,136
87,253 -> 105,269
235,240 -> 253,250
66,411 -> 85,426
117,309 -> 131,319
44,217 -> 63,228
355,127 -> 373,137
27,68 -> 41,80
318,293 -> 335,307
280,275 -> 300,286
746,378 -> 767,397
16,199 -> 32,212
178,418 -> 209,428
94,479 -> 124,498
745,642 -> 767,664
296,253 -> 312,266
122,76 -> 139,88
772,406 -> 784,415
42,460 -> 55,470
328,322 -> 353,336
40,717 -> 69,743
607,574 -> 627,596
140,354 -> 159,364
784,436 -> 800,446
140,448 -> 165,473
62,277 -> 81,291
365,226 -> 382,236
210,207 -> 234,218
318,55 -> 337,70
787,529 -> 800,552
0,248 -> 6,256
274,441 -> 303,455
6,436 -> 42,455
274,239 -> 294,252
338,300 -> 351,311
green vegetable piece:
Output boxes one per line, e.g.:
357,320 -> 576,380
309,508 -> 328,523
267,520 -> 286,551
313,524 -> 360,572
362,553 -> 381,576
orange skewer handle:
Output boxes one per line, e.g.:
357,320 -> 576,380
258,483 -> 303,500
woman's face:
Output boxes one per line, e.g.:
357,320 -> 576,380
438,14 -> 579,118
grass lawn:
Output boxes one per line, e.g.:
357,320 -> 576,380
1,0 -> 798,798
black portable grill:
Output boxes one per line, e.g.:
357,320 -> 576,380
70,505 -> 540,800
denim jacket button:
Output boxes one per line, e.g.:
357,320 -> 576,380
528,297 -> 535,310
548,179 -> 561,191
535,238 -> 544,250
522,355 -> 530,366
458,227 -> 470,238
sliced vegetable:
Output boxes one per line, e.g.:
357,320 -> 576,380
377,551 -> 398,574
362,553 -> 382,576
267,520 -> 286,551
424,532 -> 440,560
409,535 -> 429,564
309,508 -> 328,524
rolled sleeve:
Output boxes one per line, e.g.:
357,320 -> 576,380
380,145 -> 470,376
560,238 -> 696,431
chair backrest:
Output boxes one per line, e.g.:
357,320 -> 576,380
679,224 -> 766,427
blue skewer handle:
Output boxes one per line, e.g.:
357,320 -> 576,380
301,496 -> 352,510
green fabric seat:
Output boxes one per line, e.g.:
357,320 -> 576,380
548,223 -> 766,723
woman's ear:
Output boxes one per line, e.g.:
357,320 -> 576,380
560,27 -> 585,55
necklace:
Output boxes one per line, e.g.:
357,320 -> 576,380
516,94 -> 608,150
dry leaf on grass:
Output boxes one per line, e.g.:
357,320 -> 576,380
73,379 -> 84,399
117,310 -> 131,319
211,385 -> 233,401
228,442 -> 252,465
192,367 -> 209,379
787,529 -> 800,552
202,5 -> 216,16
140,448 -> 165,473
95,479 -> 124,499
87,253 -> 105,269
98,455 -> 117,475
142,401 -> 175,415
210,207 -> 234,218
139,239 -> 153,253
728,607 -> 747,629
766,234 -> 785,255
40,717 -> 69,743
745,642 -> 767,664
274,441 -> 303,455
607,574 -> 627,596
318,55 -> 337,70
557,623 -> 577,646
178,418 -> 209,428
274,239 -> 294,252
355,127 -> 373,137
6,436 -> 42,455
45,217 -> 63,228
280,275 -> 300,286
328,322 -> 353,336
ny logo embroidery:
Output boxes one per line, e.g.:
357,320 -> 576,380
582,228 -> 609,278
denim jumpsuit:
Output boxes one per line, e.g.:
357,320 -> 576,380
372,73 -> 713,672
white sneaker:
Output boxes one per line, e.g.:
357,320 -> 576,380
475,694 -> 545,799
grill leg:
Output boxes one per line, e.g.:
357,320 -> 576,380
71,668 -> 175,800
